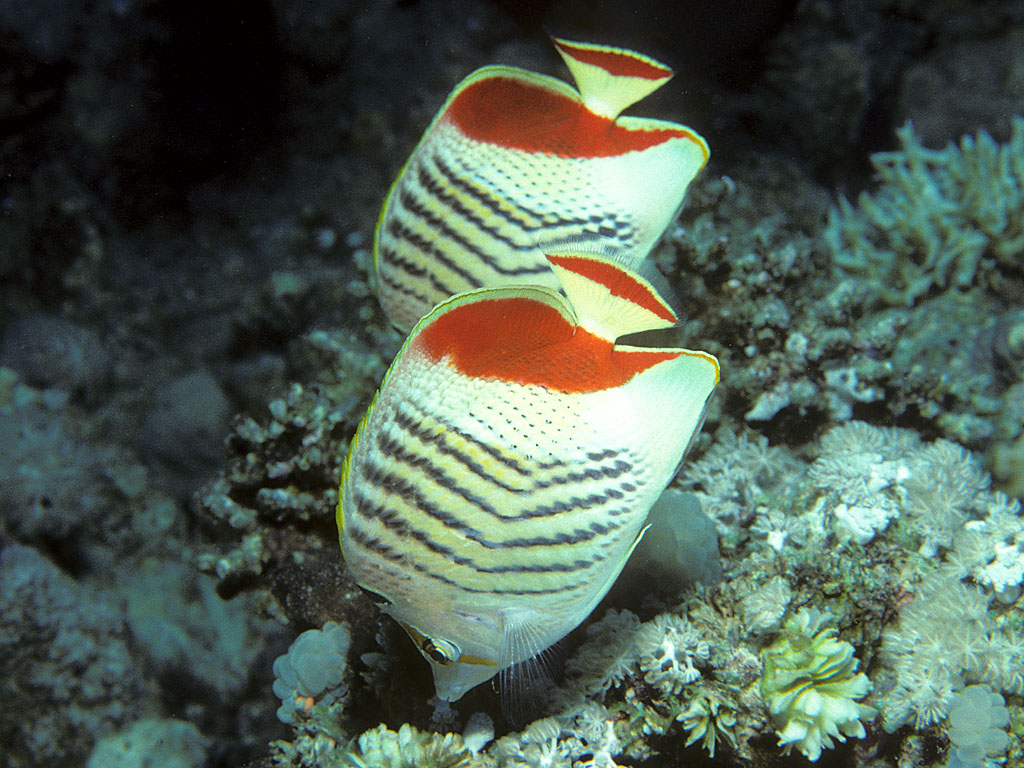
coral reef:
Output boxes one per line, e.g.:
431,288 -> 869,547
879,573 -> 1023,731
260,402 -> 1023,766
3,0 -> 1024,765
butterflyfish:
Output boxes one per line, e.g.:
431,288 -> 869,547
373,37 -> 710,332
338,246 -> 719,704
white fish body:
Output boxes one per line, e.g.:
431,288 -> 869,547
339,248 -> 718,702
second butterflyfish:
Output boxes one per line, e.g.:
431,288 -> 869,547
373,37 -> 710,332
338,246 -> 719,704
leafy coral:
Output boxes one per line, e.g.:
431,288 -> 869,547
635,614 -> 709,696
759,608 -> 876,761
338,723 -> 473,768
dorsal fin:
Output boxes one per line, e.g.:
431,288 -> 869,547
552,37 -> 674,120
545,246 -> 678,341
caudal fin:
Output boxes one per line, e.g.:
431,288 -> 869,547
552,37 -> 674,120
545,246 -> 678,341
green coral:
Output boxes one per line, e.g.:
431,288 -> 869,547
760,608 -> 876,761
825,117 -> 1024,305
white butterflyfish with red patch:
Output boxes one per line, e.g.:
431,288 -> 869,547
373,37 -> 710,332
338,246 -> 718,705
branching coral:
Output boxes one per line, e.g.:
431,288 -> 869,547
900,439 -> 991,554
759,608 -> 876,761
680,427 -> 805,540
493,704 -> 626,768
560,609 -> 643,698
560,608 -> 715,702
825,116 -> 1024,306
738,575 -> 793,635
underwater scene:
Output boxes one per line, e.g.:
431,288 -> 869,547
1,1 -> 1022,766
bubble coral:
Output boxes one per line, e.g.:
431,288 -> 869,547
759,608 -> 876,761
946,685 -> 1011,768
272,621 -> 352,724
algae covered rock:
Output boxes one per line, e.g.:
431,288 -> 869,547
86,718 -> 209,768
0,543 -> 145,768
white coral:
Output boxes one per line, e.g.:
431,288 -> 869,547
561,609 -> 642,697
680,429 -> 804,536
636,615 -> 709,695
809,422 -> 1022,562
739,575 -> 792,634
879,572 -> 1024,730
902,439 -> 990,554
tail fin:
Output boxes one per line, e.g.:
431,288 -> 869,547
545,245 -> 678,341
552,37 -> 674,120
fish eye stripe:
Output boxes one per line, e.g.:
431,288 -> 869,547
422,639 -> 455,665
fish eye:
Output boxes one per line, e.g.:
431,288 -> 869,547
422,637 -> 460,665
